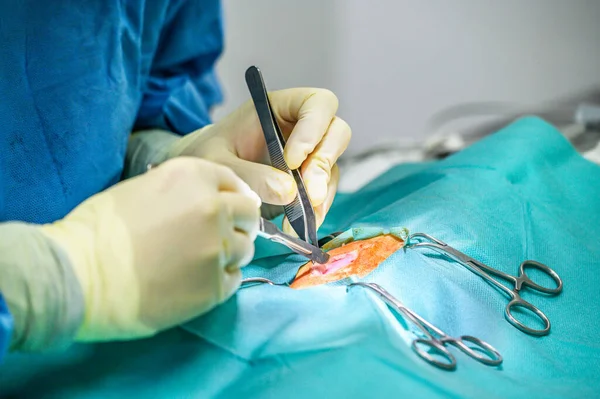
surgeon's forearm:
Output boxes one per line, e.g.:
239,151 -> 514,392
0,222 -> 84,352
122,129 -> 181,179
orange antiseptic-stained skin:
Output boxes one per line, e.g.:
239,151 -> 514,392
290,234 -> 405,289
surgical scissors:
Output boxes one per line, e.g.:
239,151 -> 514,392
347,282 -> 503,371
406,233 -> 563,336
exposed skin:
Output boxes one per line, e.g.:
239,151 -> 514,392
290,235 -> 404,289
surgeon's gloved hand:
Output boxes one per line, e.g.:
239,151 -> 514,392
166,88 -> 352,234
40,157 -> 261,342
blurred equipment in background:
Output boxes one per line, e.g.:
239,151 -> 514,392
338,98 -> 600,193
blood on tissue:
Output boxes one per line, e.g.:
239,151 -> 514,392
311,251 -> 359,276
290,234 -> 405,289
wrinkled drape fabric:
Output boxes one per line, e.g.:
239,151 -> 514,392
2,117 -> 600,399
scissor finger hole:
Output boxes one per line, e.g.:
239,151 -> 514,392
457,336 -> 503,366
411,339 -> 456,371
519,261 -> 563,294
505,300 -> 550,336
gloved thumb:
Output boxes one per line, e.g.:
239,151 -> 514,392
227,158 -> 297,205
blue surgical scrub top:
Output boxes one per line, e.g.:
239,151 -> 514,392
0,0 -> 224,361
0,0 -> 224,225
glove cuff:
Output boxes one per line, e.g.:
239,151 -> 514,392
123,129 -> 180,179
166,125 -> 214,159
123,126 -> 214,179
40,194 -> 155,342
0,222 -> 84,352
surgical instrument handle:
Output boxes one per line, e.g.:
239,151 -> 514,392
407,232 -> 562,336
245,66 -> 318,246
347,282 -> 502,370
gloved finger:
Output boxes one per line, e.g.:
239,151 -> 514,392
224,156 -> 297,206
300,117 -> 351,206
203,159 -> 262,207
219,268 -> 243,304
313,164 -> 340,228
219,192 -> 261,239
280,167 -> 339,236
269,89 -> 339,170
225,230 -> 255,272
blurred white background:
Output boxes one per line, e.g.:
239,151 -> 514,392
212,0 -> 600,154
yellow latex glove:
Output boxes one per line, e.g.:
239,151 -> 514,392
167,88 -> 352,234
39,157 -> 261,342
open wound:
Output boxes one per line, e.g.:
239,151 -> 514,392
311,251 -> 359,275
290,235 -> 404,289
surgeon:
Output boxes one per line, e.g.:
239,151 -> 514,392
0,1 -> 351,360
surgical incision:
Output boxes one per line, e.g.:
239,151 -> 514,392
290,235 -> 404,289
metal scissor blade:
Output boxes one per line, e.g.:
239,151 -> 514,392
258,218 -> 329,264
245,66 -> 318,246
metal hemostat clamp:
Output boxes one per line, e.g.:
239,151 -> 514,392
240,277 -> 289,288
406,232 -> 563,336
347,282 -> 503,371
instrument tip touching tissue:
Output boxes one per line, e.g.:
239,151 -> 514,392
246,65 -> 327,264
